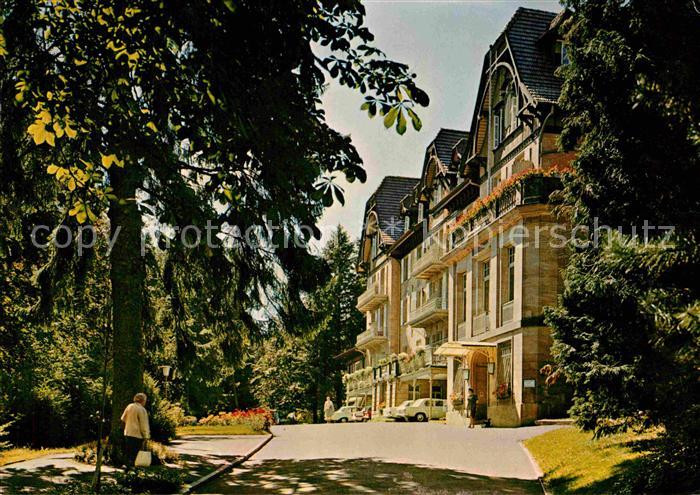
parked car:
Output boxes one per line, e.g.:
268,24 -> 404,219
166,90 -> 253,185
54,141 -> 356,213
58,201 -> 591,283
331,405 -> 358,423
351,406 -> 370,422
396,398 -> 447,422
387,400 -> 415,420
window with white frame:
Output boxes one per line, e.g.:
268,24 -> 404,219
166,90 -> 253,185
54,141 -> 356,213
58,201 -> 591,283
482,261 -> 490,313
507,246 -> 515,302
461,272 -> 468,322
496,341 -> 512,399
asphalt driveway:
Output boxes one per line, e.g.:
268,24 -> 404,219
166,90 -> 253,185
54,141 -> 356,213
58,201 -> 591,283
197,422 -> 558,494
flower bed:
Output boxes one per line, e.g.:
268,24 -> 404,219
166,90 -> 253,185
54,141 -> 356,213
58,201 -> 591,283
198,407 -> 274,432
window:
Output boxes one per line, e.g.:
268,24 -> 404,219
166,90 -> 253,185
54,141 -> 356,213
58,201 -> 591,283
507,246 -> 515,302
493,107 -> 503,147
561,44 -> 570,65
418,203 -> 424,222
482,261 -> 490,313
404,215 -> 410,231
370,234 -> 377,260
462,272 -> 468,321
555,41 -> 570,66
496,341 -> 513,400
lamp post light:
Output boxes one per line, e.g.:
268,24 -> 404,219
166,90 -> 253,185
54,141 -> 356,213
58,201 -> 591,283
159,365 -> 175,400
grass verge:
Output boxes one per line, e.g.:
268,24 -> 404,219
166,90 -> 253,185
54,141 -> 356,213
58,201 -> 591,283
524,426 -> 659,494
176,424 -> 265,436
0,447 -> 74,467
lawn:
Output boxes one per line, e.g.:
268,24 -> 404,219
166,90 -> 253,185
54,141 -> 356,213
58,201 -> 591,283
0,447 -> 74,467
176,424 -> 265,436
524,427 -> 658,494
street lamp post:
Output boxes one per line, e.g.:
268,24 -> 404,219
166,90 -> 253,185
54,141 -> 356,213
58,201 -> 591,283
158,365 -> 175,400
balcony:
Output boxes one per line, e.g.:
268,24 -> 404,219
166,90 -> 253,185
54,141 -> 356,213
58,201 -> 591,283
445,175 -> 562,262
356,323 -> 388,348
356,280 -> 388,312
501,300 -> 514,323
407,296 -> 448,328
399,344 -> 447,375
472,312 -> 489,336
456,320 -> 468,341
344,367 -> 373,395
410,243 -> 446,280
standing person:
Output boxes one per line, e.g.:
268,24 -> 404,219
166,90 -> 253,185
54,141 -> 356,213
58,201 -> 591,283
120,393 -> 150,465
467,388 -> 478,429
323,396 -> 335,423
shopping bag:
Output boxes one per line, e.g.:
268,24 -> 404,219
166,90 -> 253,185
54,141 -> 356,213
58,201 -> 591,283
134,443 -> 152,467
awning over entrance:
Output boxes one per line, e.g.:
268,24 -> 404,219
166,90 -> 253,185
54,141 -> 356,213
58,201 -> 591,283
434,341 -> 497,361
399,366 -> 448,382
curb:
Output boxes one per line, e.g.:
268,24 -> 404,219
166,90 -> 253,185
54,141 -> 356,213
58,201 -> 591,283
519,441 -> 549,495
178,434 -> 273,494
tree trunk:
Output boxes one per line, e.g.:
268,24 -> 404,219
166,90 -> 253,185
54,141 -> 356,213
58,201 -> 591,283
107,165 -> 145,461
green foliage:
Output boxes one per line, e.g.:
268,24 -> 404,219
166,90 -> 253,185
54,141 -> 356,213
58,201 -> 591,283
251,227 -> 365,420
46,480 -> 130,495
143,375 -> 178,443
0,421 -> 11,451
547,1 -> 700,492
115,467 -> 186,494
1,0 -> 427,454
75,438 -> 178,467
251,335 -> 314,418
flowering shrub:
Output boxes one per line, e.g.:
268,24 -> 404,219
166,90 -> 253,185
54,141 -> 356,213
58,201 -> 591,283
198,407 -> 274,431
449,164 -> 573,234
494,383 -> 511,400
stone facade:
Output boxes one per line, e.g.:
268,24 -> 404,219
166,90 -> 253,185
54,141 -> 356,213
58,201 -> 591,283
346,7 -> 573,425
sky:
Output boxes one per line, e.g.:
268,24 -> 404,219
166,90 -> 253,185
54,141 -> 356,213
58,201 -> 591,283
315,0 -> 561,248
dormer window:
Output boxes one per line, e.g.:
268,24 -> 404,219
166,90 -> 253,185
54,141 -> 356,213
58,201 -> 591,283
555,40 -> 570,66
404,215 -> 410,231
493,72 -> 518,149
418,203 -> 425,222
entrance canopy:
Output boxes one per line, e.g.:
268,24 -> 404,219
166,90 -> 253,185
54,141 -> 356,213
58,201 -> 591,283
434,341 -> 497,361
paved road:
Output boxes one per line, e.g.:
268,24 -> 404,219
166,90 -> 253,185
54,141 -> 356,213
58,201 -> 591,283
198,423 -> 558,494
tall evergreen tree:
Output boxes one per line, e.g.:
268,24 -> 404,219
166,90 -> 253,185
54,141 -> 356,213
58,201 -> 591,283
306,226 -> 365,420
546,1 -> 699,491
251,226 -> 364,421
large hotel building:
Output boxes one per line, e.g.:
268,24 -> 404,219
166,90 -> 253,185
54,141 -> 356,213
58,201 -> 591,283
342,7 -> 574,427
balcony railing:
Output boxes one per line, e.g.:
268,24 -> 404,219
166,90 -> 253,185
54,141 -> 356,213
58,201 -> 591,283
448,175 -> 562,256
407,296 -> 448,328
356,280 -> 387,312
501,300 -> 514,323
426,343 -> 447,366
356,323 -> 388,348
472,312 -> 489,336
410,242 -> 446,280
456,320 -> 468,341
399,343 -> 447,374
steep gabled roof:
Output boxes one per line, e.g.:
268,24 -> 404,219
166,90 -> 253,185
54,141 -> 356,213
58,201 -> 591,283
431,129 -> 469,169
365,176 -> 420,245
505,7 -> 561,104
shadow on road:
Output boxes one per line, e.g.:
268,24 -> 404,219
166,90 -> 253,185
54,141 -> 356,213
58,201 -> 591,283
197,458 -> 543,494
0,465 -> 93,493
